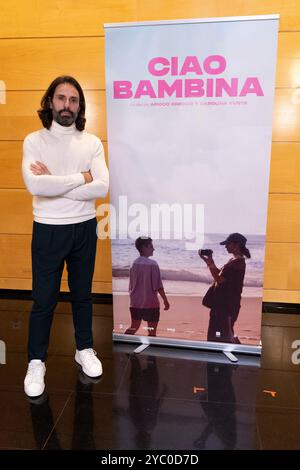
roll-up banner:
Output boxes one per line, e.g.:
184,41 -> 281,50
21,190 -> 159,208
104,15 -> 279,354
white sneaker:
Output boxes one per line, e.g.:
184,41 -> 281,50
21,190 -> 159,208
24,360 -> 46,397
75,349 -> 103,378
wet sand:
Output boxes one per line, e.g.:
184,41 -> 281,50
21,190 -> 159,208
112,293 -> 262,346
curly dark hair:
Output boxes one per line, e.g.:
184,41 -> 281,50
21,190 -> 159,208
37,75 -> 86,131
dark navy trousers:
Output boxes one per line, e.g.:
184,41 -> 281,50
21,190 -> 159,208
28,218 -> 97,361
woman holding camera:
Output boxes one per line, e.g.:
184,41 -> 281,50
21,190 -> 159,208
199,233 -> 251,343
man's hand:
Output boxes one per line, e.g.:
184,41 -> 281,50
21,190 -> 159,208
30,161 -> 51,175
81,170 -> 93,184
164,299 -> 170,311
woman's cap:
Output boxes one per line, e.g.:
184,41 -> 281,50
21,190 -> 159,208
220,233 -> 247,246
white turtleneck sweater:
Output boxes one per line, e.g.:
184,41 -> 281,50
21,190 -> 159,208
22,121 -> 109,224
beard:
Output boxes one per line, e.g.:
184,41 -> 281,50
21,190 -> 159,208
52,108 -> 79,127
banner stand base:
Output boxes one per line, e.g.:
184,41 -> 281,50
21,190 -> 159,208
133,344 -> 150,354
223,350 -> 238,363
113,333 -> 261,357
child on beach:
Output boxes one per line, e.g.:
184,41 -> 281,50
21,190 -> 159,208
125,237 -> 170,337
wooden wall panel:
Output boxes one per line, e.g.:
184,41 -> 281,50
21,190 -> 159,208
1,0 -> 299,38
267,194 -> 300,242
264,242 -> 300,291
0,190 -> 110,235
0,0 -> 137,38
0,33 -> 299,90
269,143 -> 300,194
272,89 -> 300,141
0,37 -> 105,91
0,234 -> 32,278
0,142 -> 24,188
93,238 -> 112,282
263,289 -> 300,304
276,32 -> 300,88
136,1 -> 300,31
0,190 -> 32,233
0,91 -> 107,141
0,234 -> 111,283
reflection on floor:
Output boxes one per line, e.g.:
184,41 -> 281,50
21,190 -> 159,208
0,298 -> 299,450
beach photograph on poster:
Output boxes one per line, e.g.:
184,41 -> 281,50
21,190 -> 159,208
105,17 -> 278,347
112,234 -> 264,345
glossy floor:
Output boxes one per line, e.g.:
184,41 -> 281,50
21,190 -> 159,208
0,298 -> 299,450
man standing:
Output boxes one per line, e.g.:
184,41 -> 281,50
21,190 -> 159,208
22,76 -> 109,397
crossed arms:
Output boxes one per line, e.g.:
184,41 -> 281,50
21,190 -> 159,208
22,136 -> 109,201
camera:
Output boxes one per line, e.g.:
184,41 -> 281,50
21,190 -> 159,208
200,249 -> 213,256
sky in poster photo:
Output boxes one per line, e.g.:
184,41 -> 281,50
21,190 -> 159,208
106,18 -> 277,235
